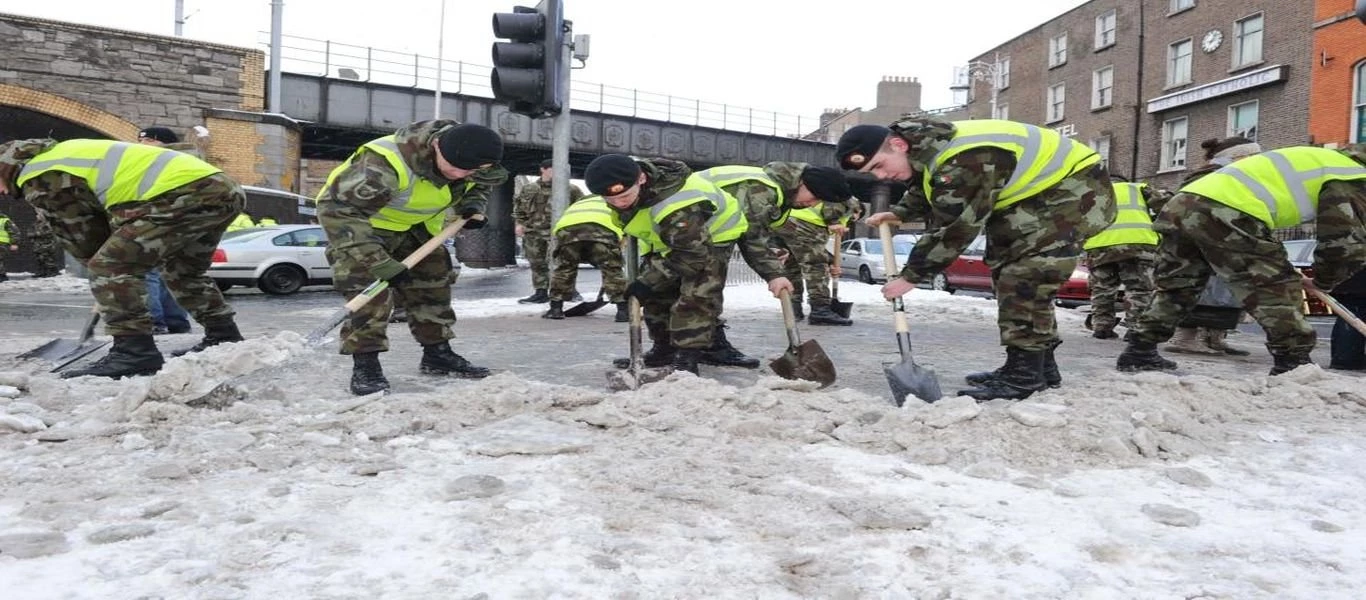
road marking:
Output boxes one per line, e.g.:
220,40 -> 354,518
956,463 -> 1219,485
0,301 -> 91,309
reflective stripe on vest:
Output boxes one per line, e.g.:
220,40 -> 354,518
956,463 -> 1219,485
17,140 -> 221,207
0,217 -> 10,244
553,195 -> 623,237
621,176 -> 747,254
923,119 -> 1101,209
1084,183 -> 1158,250
1181,147 -> 1366,229
319,136 -> 470,234
697,165 -> 790,229
781,206 -> 827,229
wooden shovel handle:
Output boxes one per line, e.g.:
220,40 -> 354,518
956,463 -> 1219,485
1309,287 -> 1366,336
341,216 -> 477,313
877,222 -> 911,336
778,288 -> 801,347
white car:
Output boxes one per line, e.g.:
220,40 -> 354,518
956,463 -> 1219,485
838,234 -> 917,283
209,225 -> 333,295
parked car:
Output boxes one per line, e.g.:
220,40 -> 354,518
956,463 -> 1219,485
930,235 -> 1092,306
209,224 -> 333,295
1283,238 -> 1330,316
839,235 -> 917,283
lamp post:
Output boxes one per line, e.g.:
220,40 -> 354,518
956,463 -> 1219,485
958,53 -> 1003,119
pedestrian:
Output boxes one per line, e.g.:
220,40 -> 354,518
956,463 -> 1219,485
540,194 -> 630,322
315,119 -> 506,395
227,212 -> 256,231
837,116 -> 1115,400
1082,174 -> 1159,340
136,127 -> 194,333
258,215 -> 279,226
1116,144 -> 1366,376
0,209 -> 18,282
1327,266 -> 1366,371
0,137 -> 248,378
515,158 -> 585,304
697,162 -> 856,326
586,154 -> 788,374
26,213 -> 65,278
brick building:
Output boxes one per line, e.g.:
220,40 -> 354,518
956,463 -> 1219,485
1309,0 -> 1366,147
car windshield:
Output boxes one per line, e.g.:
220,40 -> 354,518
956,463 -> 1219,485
864,240 -> 914,256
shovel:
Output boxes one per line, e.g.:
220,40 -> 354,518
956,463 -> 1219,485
564,288 -> 609,317
605,237 -> 673,391
18,305 -> 111,372
769,289 -> 836,387
829,230 -> 853,319
185,216 -> 479,408
870,183 -> 942,406
1308,287 -> 1366,336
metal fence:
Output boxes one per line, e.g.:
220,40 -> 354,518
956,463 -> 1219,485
262,33 -> 815,138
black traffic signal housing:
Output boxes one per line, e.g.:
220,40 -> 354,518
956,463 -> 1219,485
491,1 -> 564,118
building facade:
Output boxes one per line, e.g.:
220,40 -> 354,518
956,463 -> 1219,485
1309,0 -> 1366,147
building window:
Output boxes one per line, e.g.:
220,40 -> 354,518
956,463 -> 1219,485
1170,0 -> 1195,13
1093,66 -> 1114,109
993,103 -> 1009,120
1167,39 -> 1193,87
1233,14 -> 1264,69
1355,61 -> 1366,143
1049,33 -> 1068,68
1047,83 -> 1066,123
996,58 -> 1011,89
1161,117 -> 1189,171
1228,100 -> 1259,140
1095,10 -> 1117,49
1089,137 -> 1112,170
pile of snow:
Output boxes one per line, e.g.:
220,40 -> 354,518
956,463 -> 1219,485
0,273 -> 88,294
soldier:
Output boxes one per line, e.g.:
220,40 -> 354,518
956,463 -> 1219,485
0,137 -> 248,378
1082,174 -> 1160,340
586,154 -> 791,374
316,120 -> 506,395
838,117 -> 1115,400
137,126 -> 193,332
541,194 -> 630,322
697,162 -> 856,326
1117,144 -> 1366,376
514,158 -> 585,304
0,210 -> 17,282
27,213 -> 65,277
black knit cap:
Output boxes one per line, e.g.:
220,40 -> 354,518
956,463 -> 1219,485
835,124 -> 891,170
138,127 -> 179,144
437,124 -> 503,169
800,166 -> 852,202
1199,136 -> 1254,160
585,154 -> 642,196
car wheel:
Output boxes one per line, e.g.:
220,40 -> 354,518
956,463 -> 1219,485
258,264 -> 306,295
215,281 -> 233,292
931,273 -> 952,293
858,266 -> 874,284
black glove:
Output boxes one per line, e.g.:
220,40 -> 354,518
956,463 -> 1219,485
625,280 -> 655,301
387,268 -> 413,287
460,210 -> 486,229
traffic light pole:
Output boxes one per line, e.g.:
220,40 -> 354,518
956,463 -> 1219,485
549,19 -> 573,229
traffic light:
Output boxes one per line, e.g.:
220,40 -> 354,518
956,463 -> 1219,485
491,0 -> 564,118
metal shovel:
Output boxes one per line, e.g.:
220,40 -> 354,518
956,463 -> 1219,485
605,237 -> 673,391
18,305 -> 111,372
829,230 -> 853,319
563,288 -> 609,317
768,289 -> 836,387
871,184 -> 942,406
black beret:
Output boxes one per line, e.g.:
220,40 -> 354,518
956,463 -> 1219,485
799,166 -> 852,203
835,124 -> 891,170
138,127 -> 179,144
585,154 -> 642,196
437,124 -> 503,169
539,158 -> 554,169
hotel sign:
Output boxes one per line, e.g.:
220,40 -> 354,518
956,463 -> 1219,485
1146,64 -> 1287,113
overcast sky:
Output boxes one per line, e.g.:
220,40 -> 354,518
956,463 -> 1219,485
3,0 -> 1087,129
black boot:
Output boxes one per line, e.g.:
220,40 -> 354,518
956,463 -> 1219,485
614,302 -> 629,323
349,352 -> 389,395
1116,338 -> 1178,372
61,334 -> 164,379
790,298 -> 805,321
958,347 -> 1047,401
542,300 -> 565,320
671,348 -> 702,375
700,324 -> 760,368
969,340 -> 1063,388
807,304 -> 852,326
613,319 -> 674,368
420,342 -> 491,378
518,289 -> 550,304
1092,327 -> 1118,339
171,318 -> 244,357
1269,352 -> 1313,376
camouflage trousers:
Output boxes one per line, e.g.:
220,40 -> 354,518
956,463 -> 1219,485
326,226 -> 457,355
984,167 -> 1116,351
0,245 -> 10,275
27,233 -> 64,276
1088,257 -> 1155,331
1130,193 -> 1316,357
522,231 -> 552,290
550,239 -> 627,302
21,172 -> 243,336
639,244 -> 730,350
773,220 -> 833,307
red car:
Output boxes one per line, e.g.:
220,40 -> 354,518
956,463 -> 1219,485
929,236 -> 1092,307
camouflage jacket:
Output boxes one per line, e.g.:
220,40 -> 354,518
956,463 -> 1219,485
713,161 -> 828,282
1311,147 -> 1366,290
0,138 -> 60,195
316,120 -> 508,271
513,178 -> 585,234
614,158 -> 715,288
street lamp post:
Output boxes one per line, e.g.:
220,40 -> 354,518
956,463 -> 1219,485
959,53 -> 1003,119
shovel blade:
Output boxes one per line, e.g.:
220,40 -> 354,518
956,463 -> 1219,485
19,338 -> 82,361
769,340 -> 837,388
564,300 -> 609,317
48,340 -> 112,372
830,299 -> 853,319
883,358 -> 943,406
605,364 -> 674,392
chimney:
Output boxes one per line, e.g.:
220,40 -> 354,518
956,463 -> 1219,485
876,76 -> 922,113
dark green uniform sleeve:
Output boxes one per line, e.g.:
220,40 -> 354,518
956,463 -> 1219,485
511,180 -> 535,225
1311,180 -> 1366,290
637,203 -> 714,288
729,182 -> 785,281
454,166 -> 507,217
899,148 -> 1006,282
890,188 -> 933,224
0,138 -> 59,191
316,149 -> 401,273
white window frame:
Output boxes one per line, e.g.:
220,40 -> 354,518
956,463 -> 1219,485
1089,136 -> 1112,170
993,103 -> 1009,120
1354,60 -> 1366,144
1047,83 -> 1066,123
996,58 -> 1011,89
1095,10 -> 1117,49
1093,66 -> 1114,109
1160,117 -> 1189,172
1227,100 -> 1259,140
1049,33 -> 1068,68
1232,13 -> 1264,69
1167,39 -> 1193,87
1169,0 -> 1195,14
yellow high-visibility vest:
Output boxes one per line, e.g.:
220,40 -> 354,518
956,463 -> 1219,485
1181,146 -> 1366,228
923,119 -> 1101,209
1084,183 -> 1159,250
17,139 -> 221,207
553,195 -> 623,237
320,136 -> 475,235
226,213 -> 256,231
0,217 -> 11,244
619,174 -> 747,255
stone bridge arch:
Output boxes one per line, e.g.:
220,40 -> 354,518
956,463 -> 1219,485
0,83 -> 139,141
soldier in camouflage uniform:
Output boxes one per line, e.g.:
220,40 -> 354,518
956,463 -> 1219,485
27,213 -> 65,277
837,117 -> 1116,401
541,194 -> 630,322
0,138 -> 247,378
586,154 -> 793,374
316,120 -> 506,395
772,198 -> 859,326
1117,144 -> 1366,376
1082,174 -> 1161,339
0,210 -> 18,281
514,158 -> 585,304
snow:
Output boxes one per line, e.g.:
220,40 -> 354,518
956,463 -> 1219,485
3,277 -> 1366,598
0,273 -> 90,294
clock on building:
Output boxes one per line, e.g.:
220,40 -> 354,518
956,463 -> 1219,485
1201,29 -> 1223,53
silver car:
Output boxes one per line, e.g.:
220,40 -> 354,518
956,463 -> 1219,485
839,235 -> 917,283
209,225 -> 333,295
